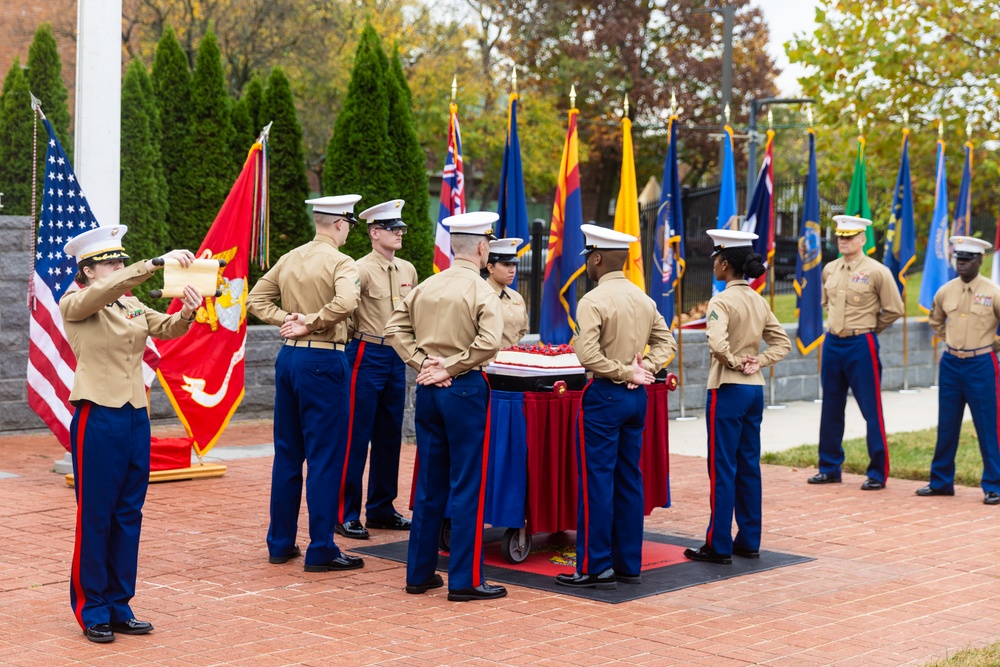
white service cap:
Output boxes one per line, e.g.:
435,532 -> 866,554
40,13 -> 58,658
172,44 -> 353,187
359,199 -> 407,229
707,229 -> 758,256
444,211 -> 499,240
306,194 -> 362,218
950,235 -> 992,256
833,215 -> 872,237
488,238 -> 522,259
579,223 -> 637,255
64,225 -> 131,263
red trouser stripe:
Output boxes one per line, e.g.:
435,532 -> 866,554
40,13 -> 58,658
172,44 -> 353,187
993,353 -> 1000,463
471,372 -> 492,585
71,402 -> 91,630
578,379 -> 593,573
706,389 -> 718,547
339,342 -> 367,522
865,334 -> 890,481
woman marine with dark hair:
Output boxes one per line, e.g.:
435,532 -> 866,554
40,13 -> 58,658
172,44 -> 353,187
684,229 -> 791,565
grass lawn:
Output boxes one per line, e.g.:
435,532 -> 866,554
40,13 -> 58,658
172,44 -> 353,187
761,421 -> 987,487
924,642 -> 1000,667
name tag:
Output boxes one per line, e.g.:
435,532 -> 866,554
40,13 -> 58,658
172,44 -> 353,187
974,294 -> 993,307
850,272 -> 871,284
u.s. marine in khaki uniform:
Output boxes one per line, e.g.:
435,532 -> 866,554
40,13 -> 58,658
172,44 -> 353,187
809,215 -> 904,491
555,224 -> 675,591
484,237 -> 528,348
336,199 -> 419,541
683,229 -> 791,566
384,211 -> 507,602
246,194 -> 363,573
919,236 -> 1000,505
60,225 -> 201,643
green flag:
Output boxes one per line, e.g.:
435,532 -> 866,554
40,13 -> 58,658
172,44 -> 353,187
846,136 -> 876,255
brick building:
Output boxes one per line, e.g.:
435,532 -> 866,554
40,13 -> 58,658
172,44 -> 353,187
0,0 -> 77,116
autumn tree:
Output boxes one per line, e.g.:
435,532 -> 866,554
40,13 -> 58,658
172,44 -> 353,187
787,0 -> 1000,242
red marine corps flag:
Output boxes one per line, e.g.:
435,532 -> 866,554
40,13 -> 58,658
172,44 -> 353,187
154,128 -> 271,457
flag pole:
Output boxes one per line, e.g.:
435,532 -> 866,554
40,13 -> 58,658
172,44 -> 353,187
764,115 -> 785,410
674,272 -> 696,421
814,344 -> 823,403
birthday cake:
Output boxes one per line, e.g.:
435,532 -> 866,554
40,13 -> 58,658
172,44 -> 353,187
490,344 -> 584,374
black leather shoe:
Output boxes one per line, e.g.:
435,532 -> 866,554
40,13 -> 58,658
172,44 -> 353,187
406,573 -> 444,594
268,545 -> 301,564
304,553 -> 365,572
447,582 -> 507,601
110,618 -> 153,635
683,545 -> 732,564
808,473 -> 842,484
733,546 -> 760,559
367,514 -> 411,531
916,485 -> 954,497
335,520 -> 370,540
616,573 -> 642,585
985,492 -> 1000,505
84,623 -> 114,643
555,568 -> 617,589
860,478 -> 885,491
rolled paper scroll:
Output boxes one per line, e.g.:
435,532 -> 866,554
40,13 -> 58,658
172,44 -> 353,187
149,258 -> 227,299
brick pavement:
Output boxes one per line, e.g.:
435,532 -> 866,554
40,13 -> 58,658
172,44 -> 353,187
1,421 -> 999,666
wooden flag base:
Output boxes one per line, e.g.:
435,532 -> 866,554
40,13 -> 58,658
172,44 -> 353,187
65,463 -> 227,488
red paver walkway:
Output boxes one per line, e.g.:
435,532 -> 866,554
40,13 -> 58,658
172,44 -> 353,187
1,421 -> 998,666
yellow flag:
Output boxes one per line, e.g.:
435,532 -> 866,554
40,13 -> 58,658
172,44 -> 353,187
614,117 -> 644,290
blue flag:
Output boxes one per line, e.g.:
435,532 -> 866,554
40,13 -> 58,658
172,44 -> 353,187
714,125 -> 738,296
654,116 -> 685,329
952,141 -> 973,237
884,130 -> 916,296
794,130 -> 824,356
497,93 -> 530,290
919,140 -> 954,313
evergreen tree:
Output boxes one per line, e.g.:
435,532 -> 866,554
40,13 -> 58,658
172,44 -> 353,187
151,26 -> 195,248
243,75 -> 264,134
231,96 -> 255,169
120,60 -> 169,303
260,67 -> 312,271
0,61 -> 35,216
387,48 -> 432,278
184,26 -> 236,251
136,58 -> 169,230
322,24 -> 393,261
26,24 -> 71,160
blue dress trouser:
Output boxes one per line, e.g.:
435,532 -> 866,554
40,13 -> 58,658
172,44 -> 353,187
268,346 -> 349,566
575,378 -> 647,577
341,340 -> 406,523
407,372 -> 490,591
704,385 -> 764,555
818,333 -> 890,483
69,401 -> 150,630
931,352 -> 1000,494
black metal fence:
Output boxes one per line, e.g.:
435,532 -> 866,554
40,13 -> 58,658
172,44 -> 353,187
516,181 -> 1000,332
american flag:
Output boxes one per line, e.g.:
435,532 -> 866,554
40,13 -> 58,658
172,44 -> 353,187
27,114 -> 159,449
432,102 -> 465,273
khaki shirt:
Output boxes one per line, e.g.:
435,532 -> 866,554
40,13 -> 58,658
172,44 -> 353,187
246,234 -> 360,344
822,254 -> 904,335
573,272 -> 676,383
351,250 -> 418,337
59,261 -> 193,409
929,274 -> 1000,351
486,277 -> 528,348
705,279 -> 792,389
384,258 -> 503,377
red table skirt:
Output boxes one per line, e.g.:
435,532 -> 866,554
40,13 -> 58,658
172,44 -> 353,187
523,382 -> 670,534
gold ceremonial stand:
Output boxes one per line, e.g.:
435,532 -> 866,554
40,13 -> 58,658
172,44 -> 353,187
66,463 -> 227,488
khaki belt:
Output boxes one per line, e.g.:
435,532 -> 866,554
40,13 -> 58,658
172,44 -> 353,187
353,332 -> 388,345
829,328 -> 874,338
283,339 -> 346,351
945,346 -> 994,360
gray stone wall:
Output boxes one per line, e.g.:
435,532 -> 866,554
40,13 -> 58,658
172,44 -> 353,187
0,214 -> 939,438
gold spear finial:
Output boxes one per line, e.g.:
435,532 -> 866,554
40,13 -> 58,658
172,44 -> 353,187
451,75 -> 457,102
902,109 -> 909,128
511,65 -> 517,94
724,103 -> 731,125
624,93 -> 629,117
939,118 -> 944,140
569,84 -> 576,109
858,115 -> 864,136
670,91 -> 678,116
806,105 -> 813,127
768,108 -> 773,130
